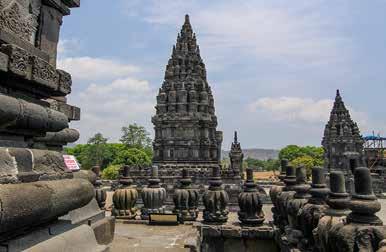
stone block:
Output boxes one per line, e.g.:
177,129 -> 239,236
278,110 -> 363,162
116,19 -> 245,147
0,179 -> 94,237
0,44 -> 30,78
57,69 -> 72,94
91,216 -> 115,245
31,56 -> 59,90
25,225 -> 108,252
0,52 -> 8,72
60,198 -> 104,225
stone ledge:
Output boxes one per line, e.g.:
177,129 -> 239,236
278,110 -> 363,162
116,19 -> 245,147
0,44 -> 72,97
25,225 -> 108,252
197,223 -> 276,239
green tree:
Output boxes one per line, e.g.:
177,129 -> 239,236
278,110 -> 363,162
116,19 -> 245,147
113,148 -> 152,166
279,145 -> 304,161
279,145 -> 324,163
101,165 -> 121,180
120,123 -> 152,149
87,133 -> 108,167
290,155 -> 322,177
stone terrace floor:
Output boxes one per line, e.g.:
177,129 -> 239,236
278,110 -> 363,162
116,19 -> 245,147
106,192 -> 386,251
108,204 -> 274,252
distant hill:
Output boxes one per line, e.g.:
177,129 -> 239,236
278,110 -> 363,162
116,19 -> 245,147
222,148 -> 279,161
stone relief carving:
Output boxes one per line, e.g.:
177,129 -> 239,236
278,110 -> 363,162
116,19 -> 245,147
0,0 -> 40,44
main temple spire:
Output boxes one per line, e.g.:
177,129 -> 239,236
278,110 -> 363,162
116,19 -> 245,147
152,15 -> 222,170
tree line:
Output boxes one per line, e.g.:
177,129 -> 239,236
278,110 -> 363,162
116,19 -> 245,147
66,123 -> 324,179
65,123 -> 153,179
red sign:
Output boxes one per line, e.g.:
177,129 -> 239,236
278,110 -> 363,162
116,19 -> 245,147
63,155 -> 81,171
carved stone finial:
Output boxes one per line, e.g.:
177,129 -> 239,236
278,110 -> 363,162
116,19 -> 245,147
141,166 -> 166,220
327,167 -> 386,251
279,159 -> 288,181
326,171 -> 350,215
112,166 -> 138,219
297,167 -> 329,249
92,165 -> 106,209
284,165 -> 297,191
315,171 -> 349,252
309,166 -> 329,203
203,166 -> 229,223
234,131 -> 238,143
173,169 -> 199,221
238,168 -> 265,225
347,167 -> 382,225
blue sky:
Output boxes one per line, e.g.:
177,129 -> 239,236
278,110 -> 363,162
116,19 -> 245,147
59,0 -> 386,149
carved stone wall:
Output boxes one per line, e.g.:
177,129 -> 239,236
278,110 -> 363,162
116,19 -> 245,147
152,15 -> 222,170
0,0 -> 41,44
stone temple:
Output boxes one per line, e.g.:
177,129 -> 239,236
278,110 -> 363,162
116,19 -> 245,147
0,0 -> 114,250
322,90 -> 364,174
322,90 -> 364,193
152,15 -> 223,172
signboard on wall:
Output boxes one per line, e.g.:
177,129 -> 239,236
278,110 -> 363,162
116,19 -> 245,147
63,155 -> 81,171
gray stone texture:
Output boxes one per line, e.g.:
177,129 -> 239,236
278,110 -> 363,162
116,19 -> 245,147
229,131 -> 244,180
0,0 -> 115,249
0,179 -> 94,239
322,90 -> 364,193
25,225 -> 108,252
152,15 -> 222,171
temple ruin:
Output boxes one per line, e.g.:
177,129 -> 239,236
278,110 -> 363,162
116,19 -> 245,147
152,15 -> 223,173
1,4 -> 386,251
0,0 -> 114,250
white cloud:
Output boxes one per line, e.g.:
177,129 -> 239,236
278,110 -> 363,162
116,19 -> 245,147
57,57 -> 140,81
70,76 -> 156,143
125,0 -> 350,69
57,39 -> 81,56
249,96 -> 368,130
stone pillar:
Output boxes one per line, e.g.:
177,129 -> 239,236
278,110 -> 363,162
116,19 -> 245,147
112,166 -> 138,219
315,171 -> 350,252
329,167 -> 386,251
92,165 -> 107,209
229,131 -> 244,179
270,159 -> 287,227
284,166 -> 311,249
238,168 -> 265,225
203,166 -> 229,223
279,159 -> 288,181
141,166 -> 166,220
173,169 -> 200,221
276,165 -> 297,232
298,166 -> 329,250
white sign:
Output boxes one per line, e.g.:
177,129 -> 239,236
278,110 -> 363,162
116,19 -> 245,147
63,155 -> 81,171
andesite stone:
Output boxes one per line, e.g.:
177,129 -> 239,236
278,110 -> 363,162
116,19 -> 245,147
152,14 -> 223,173
315,171 -> 349,252
322,89 -> 364,193
238,168 -> 265,225
347,167 -> 382,225
229,131 -> 244,179
173,169 -> 200,221
298,166 -> 329,250
203,166 -> 229,223
112,166 -> 138,219
269,159 -> 288,227
141,166 -> 167,220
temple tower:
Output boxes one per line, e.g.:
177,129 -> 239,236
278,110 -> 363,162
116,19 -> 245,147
322,90 -> 364,175
152,15 -> 222,171
229,131 -> 244,179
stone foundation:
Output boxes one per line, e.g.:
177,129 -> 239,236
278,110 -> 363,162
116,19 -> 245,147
198,223 -> 279,252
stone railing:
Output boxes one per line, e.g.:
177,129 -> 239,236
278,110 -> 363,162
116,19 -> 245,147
271,163 -> 386,252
